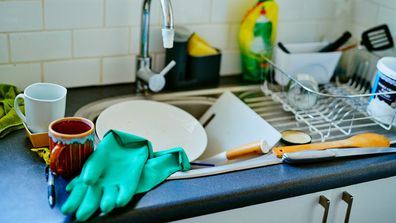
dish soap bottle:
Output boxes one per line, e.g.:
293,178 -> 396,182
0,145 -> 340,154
239,0 -> 278,82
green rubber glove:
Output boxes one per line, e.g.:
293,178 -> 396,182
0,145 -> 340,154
61,130 -> 190,221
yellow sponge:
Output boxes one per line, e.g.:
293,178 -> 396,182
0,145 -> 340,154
187,33 -> 218,57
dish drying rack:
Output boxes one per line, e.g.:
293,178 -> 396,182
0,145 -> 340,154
260,50 -> 396,142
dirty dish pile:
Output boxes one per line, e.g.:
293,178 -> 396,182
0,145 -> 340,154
95,100 -> 207,162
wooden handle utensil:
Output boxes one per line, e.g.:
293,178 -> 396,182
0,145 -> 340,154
273,133 -> 390,158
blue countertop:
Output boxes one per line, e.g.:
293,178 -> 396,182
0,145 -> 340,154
2,83 -> 396,223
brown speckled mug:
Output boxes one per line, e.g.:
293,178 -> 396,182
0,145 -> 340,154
48,117 -> 94,179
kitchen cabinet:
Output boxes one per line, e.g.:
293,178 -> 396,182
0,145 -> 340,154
173,176 -> 396,223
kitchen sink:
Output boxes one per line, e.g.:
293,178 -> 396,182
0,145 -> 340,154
74,84 -> 396,178
75,84 -> 396,143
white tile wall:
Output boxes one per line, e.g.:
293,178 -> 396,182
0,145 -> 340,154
105,0 -> 161,27
0,0 -> 395,88
44,59 -> 100,87
74,28 -> 129,57
10,31 -> 72,62
211,0 -> 256,23
377,7 -> 396,36
0,1 -> 42,32
45,0 -> 103,29
130,27 -> 140,54
0,63 -> 41,89
220,50 -> 242,75
172,0 -> 212,24
188,25 -> 230,50
102,56 -> 135,84
0,35 -> 9,63
350,0 -> 396,45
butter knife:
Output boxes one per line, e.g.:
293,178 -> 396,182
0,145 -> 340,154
282,147 -> 396,164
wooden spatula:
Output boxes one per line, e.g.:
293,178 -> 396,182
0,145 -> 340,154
273,133 -> 390,158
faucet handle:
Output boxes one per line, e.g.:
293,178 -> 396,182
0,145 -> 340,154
145,60 -> 176,92
160,60 -> 176,76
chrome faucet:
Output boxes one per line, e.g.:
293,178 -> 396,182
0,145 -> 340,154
136,0 -> 176,93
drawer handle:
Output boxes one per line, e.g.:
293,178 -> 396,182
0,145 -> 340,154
319,195 -> 330,223
342,191 -> 354,223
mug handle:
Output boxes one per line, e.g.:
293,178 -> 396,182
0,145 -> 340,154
50,144 -> 66,174
14,94 -> 26,123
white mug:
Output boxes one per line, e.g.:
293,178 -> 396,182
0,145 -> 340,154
14,83 -> 67,133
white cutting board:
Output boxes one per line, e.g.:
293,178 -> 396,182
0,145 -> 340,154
198,91 -> 281,160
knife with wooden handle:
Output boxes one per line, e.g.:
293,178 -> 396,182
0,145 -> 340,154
198,140 -> 270,164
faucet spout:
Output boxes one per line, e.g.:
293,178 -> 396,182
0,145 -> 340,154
137,0 -> 175,93
160,0 -> 174,48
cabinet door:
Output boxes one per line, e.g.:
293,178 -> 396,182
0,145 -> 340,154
173,192 -> 332,223
173,176 -> 396,223
333,176 -> 396,223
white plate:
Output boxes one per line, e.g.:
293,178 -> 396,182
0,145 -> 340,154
96,100 -> 207,161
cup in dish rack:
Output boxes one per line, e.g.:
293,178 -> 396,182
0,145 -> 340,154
287,73 -> 319,110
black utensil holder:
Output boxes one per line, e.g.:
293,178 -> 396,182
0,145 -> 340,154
165,41 -> 221,90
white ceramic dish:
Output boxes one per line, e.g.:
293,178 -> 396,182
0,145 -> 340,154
95,100 -> 208,161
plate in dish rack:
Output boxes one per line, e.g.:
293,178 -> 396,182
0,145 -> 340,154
95,100 -> 207,161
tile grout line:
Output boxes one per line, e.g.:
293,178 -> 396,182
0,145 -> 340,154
99,57 -> 103,85
40,62 -> 44,82
102,0 -> 106,27
6,34 -> 11,63
41,0 -> 45,30
71,30 -> 75,58
209,0 -> 214,23
128,26 -> 132,56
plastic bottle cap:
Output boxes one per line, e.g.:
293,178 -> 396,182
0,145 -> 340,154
377,57 -> 396,80
162,29 -> 174,48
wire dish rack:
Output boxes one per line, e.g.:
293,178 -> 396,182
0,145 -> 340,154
257,51 -> 396,142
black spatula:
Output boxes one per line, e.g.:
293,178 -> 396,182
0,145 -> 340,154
361,24 -> 394,51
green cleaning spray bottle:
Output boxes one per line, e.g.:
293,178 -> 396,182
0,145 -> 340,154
239,0 -> 278,82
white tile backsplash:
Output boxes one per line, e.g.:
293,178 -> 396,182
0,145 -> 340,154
350,0 -> 396,44
0,1 -> 42,32
0,63 -> 41,89
276,0 -> 301,21
211,0 -> 256,23
74,28 -> 129,57
102,56 -> 135,84
377,6 -> 396,37
352,0 -> 379,26
371,0 -> 396,9
229,24 -> 240,49
1,0 -> 395,88
0,35 -> 9,63
130,27 -> 140,54
188,25 -> 230,50
153,53 -> 166,73
277,21 -> 321,43
45,0 -> 103,29
105,0 -> 161,27
10,31 -> 72,62
149,27 -> 166,53
220,50 -> 241,75
300,0 -> 336,20
44,59 -> 100,87
172,0 -> 212,24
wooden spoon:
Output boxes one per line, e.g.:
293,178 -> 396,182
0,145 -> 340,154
273,133 -> 390,158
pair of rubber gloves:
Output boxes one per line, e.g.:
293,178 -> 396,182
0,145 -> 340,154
61,129 -> 191,221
